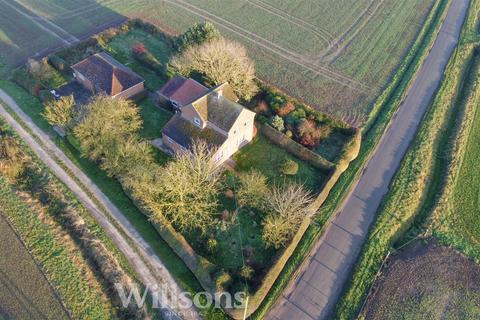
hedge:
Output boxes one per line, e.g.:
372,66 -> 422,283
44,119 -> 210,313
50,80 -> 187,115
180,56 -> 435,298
259,122 -> 335,171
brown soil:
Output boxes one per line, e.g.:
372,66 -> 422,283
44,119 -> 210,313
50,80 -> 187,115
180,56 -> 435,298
364,239 -> 480,320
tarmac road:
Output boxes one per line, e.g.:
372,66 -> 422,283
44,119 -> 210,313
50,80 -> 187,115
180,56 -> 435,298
267,0 -> 470,319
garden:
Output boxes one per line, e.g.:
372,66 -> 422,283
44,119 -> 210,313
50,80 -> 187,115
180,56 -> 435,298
3,18 -> 360,318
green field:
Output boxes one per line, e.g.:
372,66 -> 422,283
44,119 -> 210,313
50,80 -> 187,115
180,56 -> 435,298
0,0 -> 433,125
0,213 -> 68,320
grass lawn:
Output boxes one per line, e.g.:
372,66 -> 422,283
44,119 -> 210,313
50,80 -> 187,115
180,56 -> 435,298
183,184 -> 278,292
138,98 -> 172,140
0,213 -> 69,320
234,135 -> 328,192
103,28 -> 174,90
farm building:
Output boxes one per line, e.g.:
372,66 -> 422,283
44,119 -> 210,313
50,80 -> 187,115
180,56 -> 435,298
160,78 -> 256,165
71,52 -> 145,99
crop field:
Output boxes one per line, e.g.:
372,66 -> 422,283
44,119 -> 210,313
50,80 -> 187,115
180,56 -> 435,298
0,0 -> 433,125
363,241 -> 480,319
0,213 -> 68,320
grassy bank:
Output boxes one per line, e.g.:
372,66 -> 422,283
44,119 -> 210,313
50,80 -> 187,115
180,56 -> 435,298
250,0 -> 451,317
334,3 -> 479,317
0,179 -> 113,319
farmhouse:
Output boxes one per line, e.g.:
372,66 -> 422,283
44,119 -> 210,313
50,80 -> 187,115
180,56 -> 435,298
71,52 -> 145,99
160,76 -> 256,165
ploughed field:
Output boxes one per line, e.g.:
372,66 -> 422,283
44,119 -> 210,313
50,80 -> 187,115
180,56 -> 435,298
0,212 -> 68,320
0,0 -> 433,125
363,241 -> 480,319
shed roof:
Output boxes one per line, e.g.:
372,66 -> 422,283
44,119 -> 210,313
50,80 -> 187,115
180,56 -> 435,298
157,76 -> 209,107
72,52 -> 144,96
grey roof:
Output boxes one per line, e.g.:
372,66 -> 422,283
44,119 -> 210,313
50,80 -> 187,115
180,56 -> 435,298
162,114 -> 227,149
192,93 -> 244,132
71,52 -> 144,96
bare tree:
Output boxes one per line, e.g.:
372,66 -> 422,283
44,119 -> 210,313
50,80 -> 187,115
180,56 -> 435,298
262,183 -> 315,249
150,140 -> 222,234
170,37 -> 258,100
73,95 -> 143,165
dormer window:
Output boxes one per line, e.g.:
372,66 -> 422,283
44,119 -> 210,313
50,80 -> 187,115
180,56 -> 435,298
194,117 -> 201,127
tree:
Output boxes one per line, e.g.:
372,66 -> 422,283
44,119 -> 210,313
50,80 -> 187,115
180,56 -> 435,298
26,58 -> 53,86
236,170 -> 269,209
271,115 -> 285,132
175,21 -> 221,51
101,137 -> 154,177
74,95 -> 142,163
262,183 -> 315,249
170,37 -> 258,100
150,140 -> 222,234
42,95 -> 76,129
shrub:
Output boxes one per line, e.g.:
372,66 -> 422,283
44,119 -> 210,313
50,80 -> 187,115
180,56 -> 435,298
296,119 -> 332,149
38,90 -> 53,103
215,271 -> 232,291
175,22 -> 221,52
239,265 -> 254,280
271,115 -> 285,132
254,100 -> 269,114
207,238 -> 218,253
276,102 -> 295,117
290,107 -> 306,121
11,68 -> 43,96
131,43 -> 164,75
48,55 -> 68,74
279,159 -> 299,176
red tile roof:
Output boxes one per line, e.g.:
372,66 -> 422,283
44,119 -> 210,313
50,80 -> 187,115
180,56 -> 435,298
157,76 -> 209,107
72,52 -> 144,96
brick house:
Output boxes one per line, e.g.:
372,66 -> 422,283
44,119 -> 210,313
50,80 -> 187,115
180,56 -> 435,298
71,52 -> 145,99
159,76 -> 256,165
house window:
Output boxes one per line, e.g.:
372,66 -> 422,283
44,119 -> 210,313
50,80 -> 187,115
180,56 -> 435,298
215,152 -> 223,163
194,117 -> 201,127
244,121 -> 248,126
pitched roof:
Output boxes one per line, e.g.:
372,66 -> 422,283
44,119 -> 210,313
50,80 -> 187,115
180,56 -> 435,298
72,52 -> 144,96
162,114 -> 227,149
157,76 -> 209,107
191,92 -> 244,132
